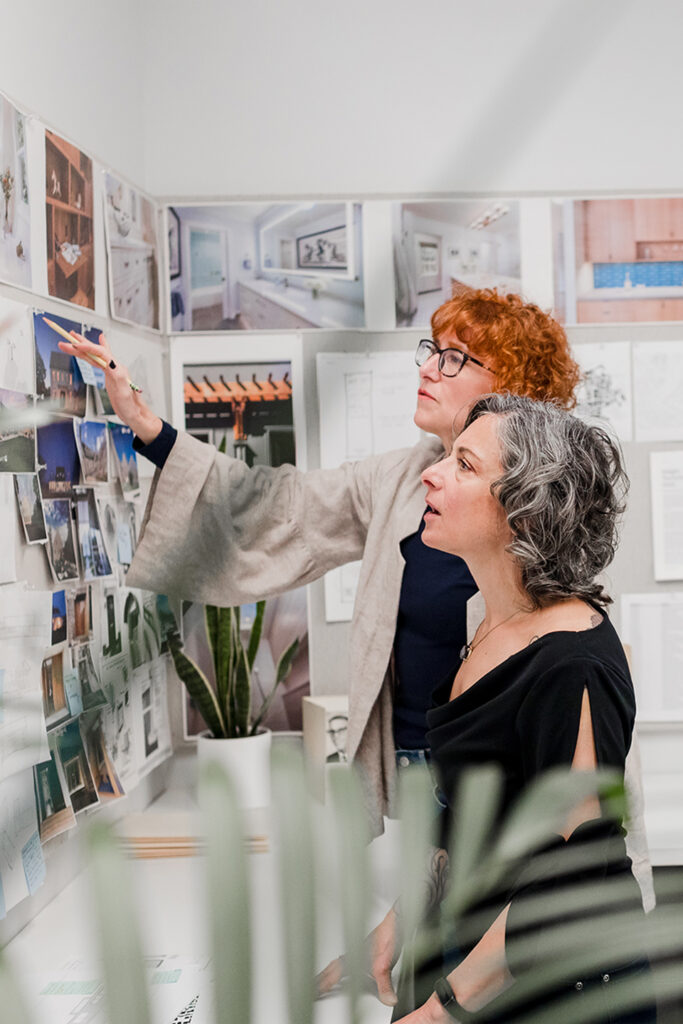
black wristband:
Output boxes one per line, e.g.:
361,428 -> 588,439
434,977 -> 475,1021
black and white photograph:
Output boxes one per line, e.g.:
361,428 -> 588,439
98,494 -> 137,569
73,487 -> 113,581
168,201 -> 364,331
14,473 -> 47,543
43,498 -> 79,582
71,642 -> 107,711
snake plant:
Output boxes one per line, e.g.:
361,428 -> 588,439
167,601 -> 299,738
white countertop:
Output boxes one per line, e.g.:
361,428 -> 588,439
239,278 -> 365,329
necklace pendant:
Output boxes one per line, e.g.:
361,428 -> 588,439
459,643 -> 472,662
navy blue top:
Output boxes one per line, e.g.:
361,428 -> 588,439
134,425 -> 479,753
393,514 -> 478,750
132,420 -> 178,467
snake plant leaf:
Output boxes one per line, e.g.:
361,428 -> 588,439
0,949 -> 34,1024
200,759 -> 251,1024
271,744 -> 316,1024
250,637 -> 299,735
205,604 -> 219,668
167,630 -> 226,738
214,606 -> 233,722
246,600 -> 266,670
85,822 -> 151,1024
234,643 -> 251,737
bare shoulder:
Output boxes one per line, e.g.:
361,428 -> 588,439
537,598 -> 604,635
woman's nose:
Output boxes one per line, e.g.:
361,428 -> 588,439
420,352 -> 441,381
421,461 -> 442,488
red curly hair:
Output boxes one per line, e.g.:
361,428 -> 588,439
431,289 -> 580,409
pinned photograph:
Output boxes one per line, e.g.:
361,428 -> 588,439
73,487 -> 113,580
183,360 -> 295,465
33,748 -> 77,843
302,695 -> 350,802
33,311 -> 86,416
0,95 -> 31,290
67,584 -> 92,644
392,200 -> 522,328
43,498 -> 79,582
101,585 -> 123,659
73,419 -> 108,483
14,473 -> 47,543
41,650 -> 71,730
121,590 -> 147,669
0,295 -> 34,392
81,711 -> 125,802
51,589 -> 67,645
108,423 -> 139,494
37,418 -> 81,497
0,387 -> 34,472
168,201 -> 364,331
45,130 -> 95,309
98,494 -> 137,568
104,172 -> 161,330
71,642 -> 108,712
54,720 -> 99,814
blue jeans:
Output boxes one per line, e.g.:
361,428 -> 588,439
395,748 -> 448,815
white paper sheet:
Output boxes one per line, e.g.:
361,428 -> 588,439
0,767 -> 45,918
316,351 -> 419,621
0,586 -> 52,781
131,660 -> 172,778
0,475 -> 17,583
572,340 -> 633,441
621,592 -> 683,721
22,954 -> 211,1024
650,450 -> 683,581
633,340 -> 683,442
0,296 -> 34,392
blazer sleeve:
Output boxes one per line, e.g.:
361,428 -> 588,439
126,431 -> 392,606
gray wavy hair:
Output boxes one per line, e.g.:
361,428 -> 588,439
463,393 -> 629,609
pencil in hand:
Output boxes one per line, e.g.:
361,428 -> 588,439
42,316 -> 143,393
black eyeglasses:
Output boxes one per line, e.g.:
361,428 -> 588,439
415,339 -> 494,377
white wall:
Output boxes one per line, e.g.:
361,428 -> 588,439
5,2 -> 147,188
142,0 -> 683,198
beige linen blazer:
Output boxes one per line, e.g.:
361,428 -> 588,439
127,431 -> 654,909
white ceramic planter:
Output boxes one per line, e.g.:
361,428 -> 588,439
196,728 -> 272,809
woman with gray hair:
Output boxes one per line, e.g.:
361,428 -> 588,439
392,393 -> 656,1024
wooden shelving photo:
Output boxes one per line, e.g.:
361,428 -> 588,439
45,130 -> 95,308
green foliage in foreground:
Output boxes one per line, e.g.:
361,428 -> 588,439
2,756 -> 682,1023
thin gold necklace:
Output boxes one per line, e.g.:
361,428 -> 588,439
459,609 -> 525,662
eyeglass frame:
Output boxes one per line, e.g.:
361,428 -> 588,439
415,338 -> 494,377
